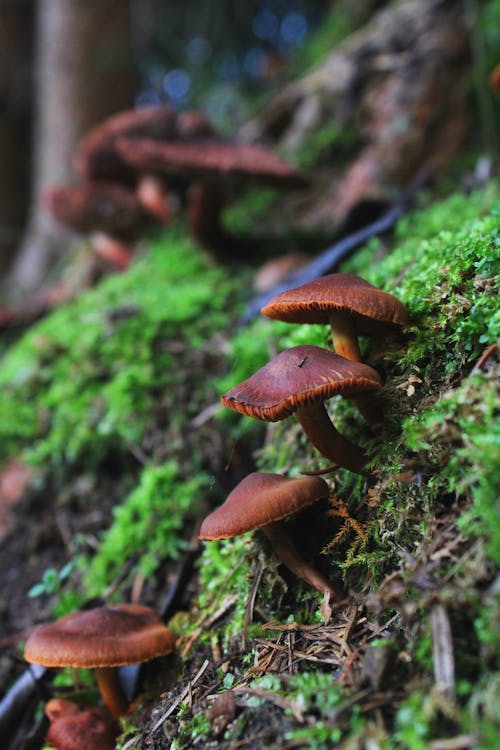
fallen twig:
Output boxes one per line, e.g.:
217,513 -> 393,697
148,658 -> 210,734
472,342 -> 497,372
431,603 -> 455,703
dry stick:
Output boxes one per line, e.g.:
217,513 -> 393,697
431,603 -> 455,703
429,735 -> 480,750
472,341 -> 498,371
148,659 -> 211,735
242,169 -> 430,324
242,560 -> 264,651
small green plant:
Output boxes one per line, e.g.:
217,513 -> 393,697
170,706 -> 211,750
28,562 -> 81,616
394,692 -> 434,750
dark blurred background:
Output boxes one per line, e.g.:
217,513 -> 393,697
0,0 -> 498,294
0,0 -> 331,283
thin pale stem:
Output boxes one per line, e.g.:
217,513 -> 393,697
328,311 -> 361,361
95,667 -> 130,717
262,521 -> 340,600
328,311 -> 382,424
90,232 -> 132,270
295,402 -> 368,474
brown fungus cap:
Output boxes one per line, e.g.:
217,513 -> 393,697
47,705 -> 120,750
199,472 -> 329,540
221,344 -> 382,422
74,105 -> 177,182
261,273 -> 407,335
115,137 -> 307,187
24,604 -> 176,669
44,183 -> 158,239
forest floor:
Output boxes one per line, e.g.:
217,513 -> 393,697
0,179 -> 498,750
1,3 -> 499,748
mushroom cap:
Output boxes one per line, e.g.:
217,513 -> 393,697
47,705 -> 120,750
44,183 -> 157,239
45,698 -> 81,723
115,137 -> 307,187
176,109 -> 218,139
199,472 -> 329,540
24,604 -> 176,668
221,345 -> 382,422
261,273 -> 408,334
74,105 -> 177,182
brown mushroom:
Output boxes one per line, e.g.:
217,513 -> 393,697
136,174 -> 174,224
45,701 -> 120,750
221,345 -> 381,474
45,698 -> 81,722
44,183 -> 159,239
199,472 -> 340,604
261,273 -> 407,362
74,105 -> 177,184
261,273 -> 407,423
44,183 -> 161,269
115,137 -> 306,258
115,138 -> 306,185
24,604 -> 176,717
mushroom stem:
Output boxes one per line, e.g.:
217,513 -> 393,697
90,232 -> 132,270
328,312 -> 383,425
328,311 -> 361,361
187,179 -> 226,253
95,667 -> 130,717
136,174 -> 172,223
262,521 -> 340,600
349,392 -> 383,425
295,402 -> 368,474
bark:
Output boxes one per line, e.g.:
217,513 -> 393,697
242,0 -> 470,229
0,0 -> 34,276
10,0 -> 138,296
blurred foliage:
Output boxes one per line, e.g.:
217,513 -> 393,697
0,230 -> 237,475
82,460 -> 211,595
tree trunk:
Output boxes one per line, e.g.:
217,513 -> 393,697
10,0 -> 138,295
0,0 -> 34,277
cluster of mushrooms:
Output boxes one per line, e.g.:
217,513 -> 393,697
23,106 -> 409,746
22,271 -> 407,745
199,271 -> 408,614
46,105 -> 305,268
24,603 -> 177,746
22,110 -> 308,747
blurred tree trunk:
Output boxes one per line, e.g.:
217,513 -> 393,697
10,0 -> 138,295
0,0 -> 34,277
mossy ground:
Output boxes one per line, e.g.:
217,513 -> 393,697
146,184 -> 498,750
1,0 -> 500,742
1,179 -> 497,749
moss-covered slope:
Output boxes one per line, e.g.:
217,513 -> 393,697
0,185 -> 498,749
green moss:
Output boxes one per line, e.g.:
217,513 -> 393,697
403,369 -> 500,562
81,460 -> 210,595
222,187 -> 284,235
0,231 -> 236,473
170,709 -> 211,750
196,535 -> 254,642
